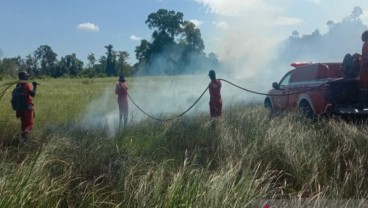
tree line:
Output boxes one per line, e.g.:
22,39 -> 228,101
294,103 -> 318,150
0,9 -> 220,79
278,6 -> 368,63
0,44 -> 133,79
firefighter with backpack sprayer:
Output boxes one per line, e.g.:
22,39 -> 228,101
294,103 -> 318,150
12,71 -> 38,141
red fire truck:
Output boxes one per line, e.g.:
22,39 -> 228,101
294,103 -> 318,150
264,62 -> 367,119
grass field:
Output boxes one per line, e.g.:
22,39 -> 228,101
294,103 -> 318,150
1,77 -> 368,207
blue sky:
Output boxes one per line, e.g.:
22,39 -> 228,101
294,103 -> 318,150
1,0 -> 368,65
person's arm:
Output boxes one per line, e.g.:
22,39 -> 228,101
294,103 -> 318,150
29,82 -> 37,97
122,83 -> 128,93
209,83 -> 214,98
115,84 -> 119,95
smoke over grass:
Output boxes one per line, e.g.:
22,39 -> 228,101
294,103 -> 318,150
81,87 -> 118,134
81,75 -> 265,134
197,0 -> 368,86
83,2 -> 368,130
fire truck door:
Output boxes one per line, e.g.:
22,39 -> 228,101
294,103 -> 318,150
273,72 -> 291,111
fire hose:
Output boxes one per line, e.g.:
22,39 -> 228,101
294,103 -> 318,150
218,78 -> 342,96
1,78 -> 343,122
128,78 -> 343,121
127,86 -> 209,122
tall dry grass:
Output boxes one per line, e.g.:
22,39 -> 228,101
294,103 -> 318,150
1,77 -> 368,207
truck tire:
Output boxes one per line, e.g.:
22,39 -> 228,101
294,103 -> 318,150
264,99 -> 273,114
299,100 -> 315,120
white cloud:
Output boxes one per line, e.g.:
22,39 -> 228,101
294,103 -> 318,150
77,22 -> 100,32
272,16 -> 303,26
189,19 -> 203,27
213,21 -> 229,30
130,35 -> 142,41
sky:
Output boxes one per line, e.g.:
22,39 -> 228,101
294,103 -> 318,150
1,0 -> 368,66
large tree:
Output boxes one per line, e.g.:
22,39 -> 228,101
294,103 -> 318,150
34,45 -> 57,76
96,55 -> 107,75
87,53 -> 96,68
146,9 -> 184,40
182,21 -> 205,53
135,9 -> 206,75
56,53 -> 83,77
145,9 -> 184,57
24,54 -> 38,75
116,51 -> 133,75
105,44 -> 118,76
135,39 -> 150,63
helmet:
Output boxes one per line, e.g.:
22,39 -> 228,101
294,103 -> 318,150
208,70 -> 216,77
18,71 -> 30,80
119,75 -> 125,82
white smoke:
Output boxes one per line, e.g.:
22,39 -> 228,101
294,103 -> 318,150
195,0 -> 368,87
82,1 -> 368,132
82,88 -> 119,135
81,74 -> 264,133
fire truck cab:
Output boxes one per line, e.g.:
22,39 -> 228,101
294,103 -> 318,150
264,62 -> 368,118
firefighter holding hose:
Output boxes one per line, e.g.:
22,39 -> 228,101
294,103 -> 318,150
115,75 -> 128,128
208,70 -> 222,117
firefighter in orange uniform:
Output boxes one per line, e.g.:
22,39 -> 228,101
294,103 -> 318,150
208,70 -> 222,117
16,71 -> 37,140
360,30 -> 368,89
115,75 -> 128,128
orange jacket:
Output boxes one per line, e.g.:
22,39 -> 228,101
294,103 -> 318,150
209,79 -> 222,102
115,82 -> 128,105
22,82 -> 34,106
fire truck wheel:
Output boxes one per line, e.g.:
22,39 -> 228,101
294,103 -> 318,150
264,99 -> 273,114
299,101 -> 315,120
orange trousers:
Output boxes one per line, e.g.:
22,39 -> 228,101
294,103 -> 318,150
19,109 -> 34,137
209,100 -> 222,117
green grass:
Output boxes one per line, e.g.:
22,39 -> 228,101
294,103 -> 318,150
1,77 -> 368,207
